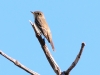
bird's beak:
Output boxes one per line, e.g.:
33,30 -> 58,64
30,11 -> 34,14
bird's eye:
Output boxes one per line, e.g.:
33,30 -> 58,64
38,13 -> 41,15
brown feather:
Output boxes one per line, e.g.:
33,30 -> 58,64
33,11 -> 55,51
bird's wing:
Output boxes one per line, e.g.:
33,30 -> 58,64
36,17 -> 50,40
35,17 -> 55,50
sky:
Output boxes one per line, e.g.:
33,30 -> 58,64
0,0 -> 100,75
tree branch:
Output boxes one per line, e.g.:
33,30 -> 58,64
62,42 -> 85,75
0,50 -> 39,75
29,20 -> 61,75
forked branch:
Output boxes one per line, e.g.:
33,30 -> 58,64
0,20 -> 85,75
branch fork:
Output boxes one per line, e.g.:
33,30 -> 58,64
0,20 -> 86,75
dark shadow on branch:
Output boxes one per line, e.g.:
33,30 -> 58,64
29,20 -> 61,75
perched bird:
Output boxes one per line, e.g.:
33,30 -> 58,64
31,11 -> 55,51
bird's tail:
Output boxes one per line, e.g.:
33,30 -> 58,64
47,32 -> 55,51
50,40 -> 55,51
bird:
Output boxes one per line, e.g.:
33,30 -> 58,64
31,11 -> 55,51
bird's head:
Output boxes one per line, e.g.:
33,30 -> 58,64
31,11 -> 44,18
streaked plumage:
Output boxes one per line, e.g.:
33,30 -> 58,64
31,11 -> 55,51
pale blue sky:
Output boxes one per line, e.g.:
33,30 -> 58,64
0,0 -> 100,75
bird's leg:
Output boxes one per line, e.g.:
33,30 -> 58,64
37,27 -> 42,36
40,31 -> 42,35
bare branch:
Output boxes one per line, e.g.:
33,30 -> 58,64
62,42 -> 85,75
0,50 -> 39,75
29,20 -> 61,75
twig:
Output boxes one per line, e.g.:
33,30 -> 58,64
0,50 -> 39,75
29,20 -> 61,75
62,42 -> 85,75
